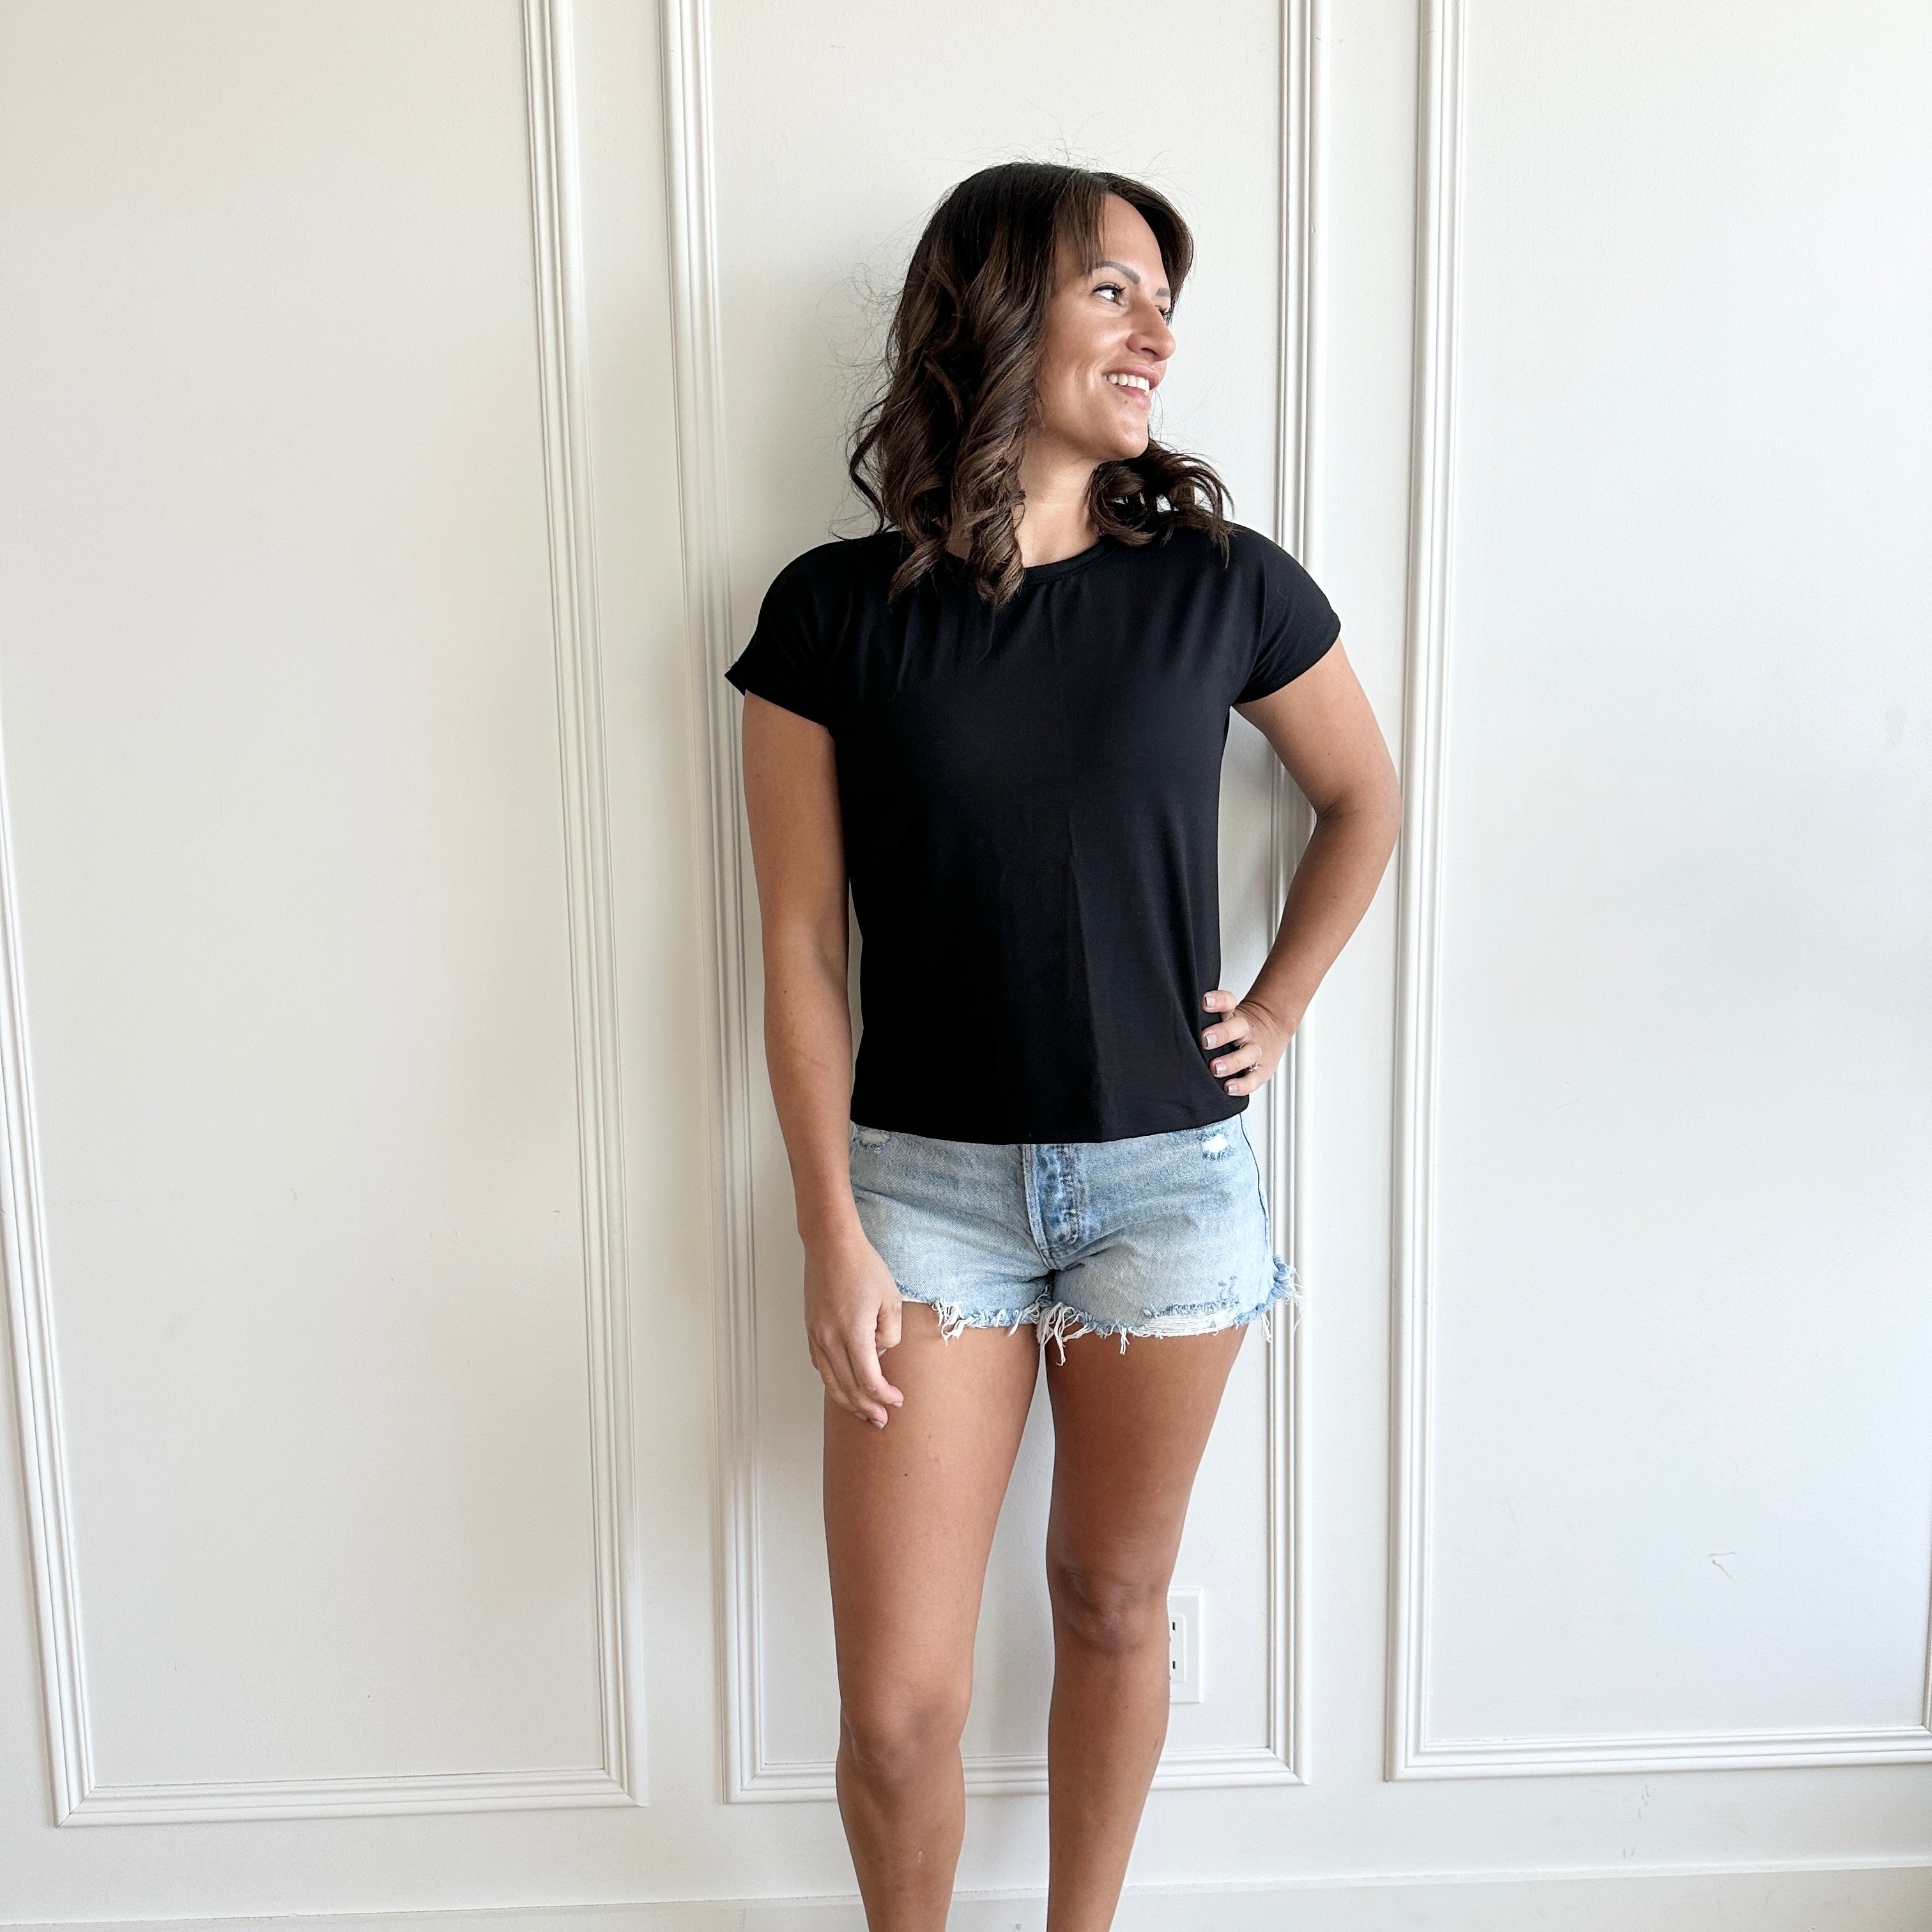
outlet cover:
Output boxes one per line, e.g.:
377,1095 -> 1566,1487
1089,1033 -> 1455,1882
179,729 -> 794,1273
1168,1587 -> 1203,1703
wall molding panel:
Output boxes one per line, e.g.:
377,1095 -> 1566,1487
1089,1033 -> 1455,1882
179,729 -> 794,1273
1384,0 -> 1932,1782
658,0 -> 771,1814
677,0 -> 1325,1802
1,0 -> 646,1824
1256,0 -> 1326,1795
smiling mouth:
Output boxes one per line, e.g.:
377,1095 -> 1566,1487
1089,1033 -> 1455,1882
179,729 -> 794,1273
1105,373 -> 1153,408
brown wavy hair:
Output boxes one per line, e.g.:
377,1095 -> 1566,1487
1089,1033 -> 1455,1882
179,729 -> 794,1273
847,160 -> 1234,608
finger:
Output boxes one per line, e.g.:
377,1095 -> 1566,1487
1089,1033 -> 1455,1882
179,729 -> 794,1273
806,1338 -> 856,1419
1203,1013 -> 1251,1054
1203,1016 -> 1252,1057
1209,1038 -> 1260,1078
815,1323 -> 888,1427
808,1333 -> 873,1424
832,1347 -> 887,1427
876,1295 -> 904,1358
827,1335 -> 886,1425
847,1326 -> 904,1416
1200,987 -> 1239,1045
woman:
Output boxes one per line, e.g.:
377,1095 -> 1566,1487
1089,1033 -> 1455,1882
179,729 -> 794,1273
725,162 -> 1400,1932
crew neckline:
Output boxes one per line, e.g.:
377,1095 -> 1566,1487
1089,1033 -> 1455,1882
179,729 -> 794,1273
1022,535 -> 1116,582
928,532 -> 1119,587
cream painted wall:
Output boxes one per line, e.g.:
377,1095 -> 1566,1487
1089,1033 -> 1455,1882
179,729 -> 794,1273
1,1 -> 1928,1926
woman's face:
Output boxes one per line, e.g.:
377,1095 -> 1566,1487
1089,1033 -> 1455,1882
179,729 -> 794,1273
1031,193 -> 1177,468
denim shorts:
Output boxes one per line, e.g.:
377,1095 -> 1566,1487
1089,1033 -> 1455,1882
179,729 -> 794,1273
846,1115 -> 1301,1358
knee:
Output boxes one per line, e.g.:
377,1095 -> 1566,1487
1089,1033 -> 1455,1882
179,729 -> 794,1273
1046,1556 -> 1170,1658
838,1685 -> 971,1788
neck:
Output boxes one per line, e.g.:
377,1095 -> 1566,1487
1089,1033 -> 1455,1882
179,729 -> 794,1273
946,438 -> 1103,569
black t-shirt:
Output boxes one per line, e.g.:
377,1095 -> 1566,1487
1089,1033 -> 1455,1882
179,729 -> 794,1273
724,519 -> 1341,1144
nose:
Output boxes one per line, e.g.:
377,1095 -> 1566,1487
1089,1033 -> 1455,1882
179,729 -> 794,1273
1132,293 -> 1176,361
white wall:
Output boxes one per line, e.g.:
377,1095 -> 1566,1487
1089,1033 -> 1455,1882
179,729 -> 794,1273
1,1 -> 1928,1926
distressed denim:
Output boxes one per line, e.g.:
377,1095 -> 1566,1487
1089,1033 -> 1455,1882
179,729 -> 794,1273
847,1115 -> 1300,1358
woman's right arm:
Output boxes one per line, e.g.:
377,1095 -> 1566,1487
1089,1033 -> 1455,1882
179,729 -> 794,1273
738,692 -> 905,1429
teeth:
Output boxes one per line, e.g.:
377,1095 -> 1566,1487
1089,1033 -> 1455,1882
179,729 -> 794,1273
1107,372 -> 1151,392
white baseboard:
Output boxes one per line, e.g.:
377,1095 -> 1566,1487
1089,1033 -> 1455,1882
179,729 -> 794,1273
10,1865 -> 1932,1932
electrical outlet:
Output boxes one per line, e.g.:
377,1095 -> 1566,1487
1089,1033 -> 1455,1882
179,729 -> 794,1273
1168,1587 -> 1202,1703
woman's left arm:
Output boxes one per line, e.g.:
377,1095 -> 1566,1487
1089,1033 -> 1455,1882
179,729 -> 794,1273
1199,640 -> 1404,1096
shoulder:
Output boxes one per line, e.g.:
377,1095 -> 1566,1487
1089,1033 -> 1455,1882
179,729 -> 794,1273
1216,519 -> 1319,594
1175,521 -> 1331,628
1124,517 -> 1307,581
761,529 -> 903,607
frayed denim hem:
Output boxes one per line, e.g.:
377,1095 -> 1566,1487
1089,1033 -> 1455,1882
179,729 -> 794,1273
1254,1252 -> 1305,1346
898,1292 -> 1054,1345
901,1259 -> 1302,1365
1029,1260 -> 1303,1363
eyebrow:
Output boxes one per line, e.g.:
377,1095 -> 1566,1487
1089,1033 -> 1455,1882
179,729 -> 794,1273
1095,258 -> 1172,301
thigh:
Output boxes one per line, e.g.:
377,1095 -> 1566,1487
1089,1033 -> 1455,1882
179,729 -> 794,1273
823,1300 -> 1041,1706
1043,1324 -> 1248,1576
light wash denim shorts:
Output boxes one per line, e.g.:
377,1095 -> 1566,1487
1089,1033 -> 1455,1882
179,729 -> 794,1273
847,1115 -> 1301,1358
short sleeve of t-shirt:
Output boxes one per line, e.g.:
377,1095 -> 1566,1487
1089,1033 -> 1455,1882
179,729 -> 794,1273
1235,538 -> 1343,705
723,558 -> 834,728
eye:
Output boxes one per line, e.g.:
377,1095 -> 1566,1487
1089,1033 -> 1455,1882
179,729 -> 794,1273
1093,280 -> 1174,322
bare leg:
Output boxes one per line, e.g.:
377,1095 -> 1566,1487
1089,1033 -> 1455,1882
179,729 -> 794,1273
1039,1322 -> 1250,1932
824,1303 -> 1040,1932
